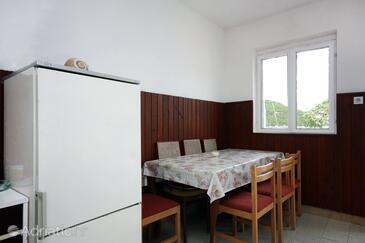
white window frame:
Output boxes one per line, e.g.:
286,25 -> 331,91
254,34 -> 337,134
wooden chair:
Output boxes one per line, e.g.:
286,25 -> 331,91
157,141 -> 206,243
257,157 -> 296,243
285,151 -> 302,216
157,141 -> 181,159
203,139 -> 217,152
215,161 -> 276,243
142,193 -> 181,243
183,139 -> 202,155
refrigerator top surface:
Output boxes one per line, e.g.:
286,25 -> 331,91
2,60 -> 140,85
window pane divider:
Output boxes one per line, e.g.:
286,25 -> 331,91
287,49 -> 297,132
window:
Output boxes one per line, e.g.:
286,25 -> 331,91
254,34 -> 336,134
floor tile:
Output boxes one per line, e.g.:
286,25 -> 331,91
291,214 -> 328,242
320,238 -> 338,243
322,219 -> 350,242
348,224 -> 365,243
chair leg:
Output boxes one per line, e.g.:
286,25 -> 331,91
176,209 -> 181,243
146,225 -> 152,241
271,207 -> 276,243
291,196 -> 296,230
286,200 -> 291,228
211,200 -> 220,243
252,217 -> 259,243
277,201 -> 283,243
232,216 -> 237,237
181,200 -> 187,243
206,197 -> 211,233
297,186 -> 302,217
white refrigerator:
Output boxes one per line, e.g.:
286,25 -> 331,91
4,62 -> 142,243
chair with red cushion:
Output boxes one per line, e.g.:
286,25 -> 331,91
285,151 -> 302,216
157,141 -> 206,243
257,157 -> 296,243
215,161 -> 276,243
142,193 -> 180,243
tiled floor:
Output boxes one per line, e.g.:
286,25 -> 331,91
143,205 -> 365,243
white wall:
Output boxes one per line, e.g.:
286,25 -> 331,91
0,0 -> 225,102
3,0 -> 365,103
222,0 -> 365,102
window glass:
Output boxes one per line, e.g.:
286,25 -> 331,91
262,56 -> 288,129
296,48 -> 330,129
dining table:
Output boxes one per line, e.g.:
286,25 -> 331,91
143,148 -> 283,243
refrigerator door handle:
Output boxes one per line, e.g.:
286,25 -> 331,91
36,191 -> 47,239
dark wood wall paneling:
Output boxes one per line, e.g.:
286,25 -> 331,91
141,91 -> 226,163
224,93 -> 365,217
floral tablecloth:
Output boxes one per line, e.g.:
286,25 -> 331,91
143,149 -> 283,202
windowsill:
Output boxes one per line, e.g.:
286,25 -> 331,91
253,129 -> 337,135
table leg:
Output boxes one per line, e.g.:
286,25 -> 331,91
147,176 -> 157,194
146,177 -> 160,238
206,197 -> 211,232
210,199 -> 220,243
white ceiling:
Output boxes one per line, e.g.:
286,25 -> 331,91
180,0 -> 322,28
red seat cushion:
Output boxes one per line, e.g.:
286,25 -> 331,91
257,181 -> 294,197
282,175 -> 301,186
221,191 -> 273,213
142,193 -> 179,219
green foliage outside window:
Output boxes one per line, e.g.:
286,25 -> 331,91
264,100 -> 288,127
264,100 -> 329,129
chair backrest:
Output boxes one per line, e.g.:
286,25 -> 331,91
183,139 -> 202,155
203,139 -> 217,152
157,141 -> 181,159
251,161 -> 276,213
285,150 -> 301,181
277,157 -> 295,197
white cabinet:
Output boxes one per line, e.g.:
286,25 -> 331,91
0,189 -> 28,243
